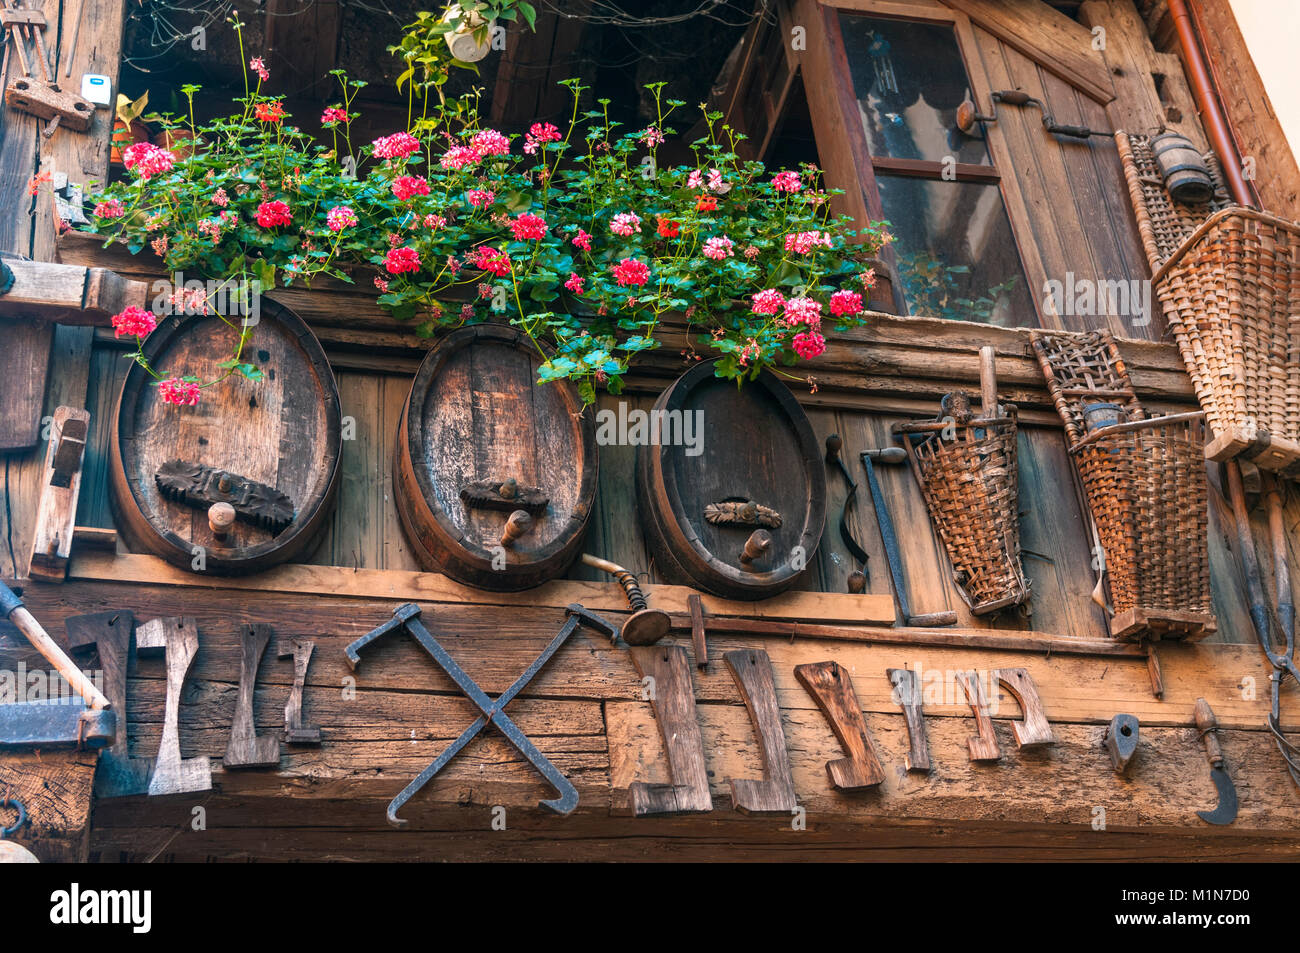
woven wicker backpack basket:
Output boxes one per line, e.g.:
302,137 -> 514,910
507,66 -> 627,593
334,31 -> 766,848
1118,131 -> 1300,476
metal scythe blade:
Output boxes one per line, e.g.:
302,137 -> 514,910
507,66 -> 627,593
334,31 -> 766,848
1197,767 -> 1239,826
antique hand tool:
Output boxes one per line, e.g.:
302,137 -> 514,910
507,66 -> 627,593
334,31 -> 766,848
0,699 -> 114,748
136,617 -> 211,796
67,611 -> 152,797
1,0 -> 94,135
1194,698 -> 1237,826
795,660 -> 885,791
825,435 -> 872,587
0,580 -> 109,710
224,624 -> 280,768
991,668 -> 1053,749
29,406 -> 89,582
626,644 -> 712,816
725,649 -> 797,813
1105,713 -> 1139,775
580,553 -> 670,645
887,668 -> 930,772
346,602 -> 618,826
1225,463 -> 1300,788
860,448 -> 958,627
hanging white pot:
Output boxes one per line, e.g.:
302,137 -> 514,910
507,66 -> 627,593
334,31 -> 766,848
443,5 -> 495,63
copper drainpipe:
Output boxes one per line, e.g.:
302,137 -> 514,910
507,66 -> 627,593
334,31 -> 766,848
1165,0 -> 1255,207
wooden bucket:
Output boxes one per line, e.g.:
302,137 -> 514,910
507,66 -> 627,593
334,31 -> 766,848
636,361 -> 826,600
393,324 -> 598,591
110,298 -> 342,574
1151,131 -> 1215,205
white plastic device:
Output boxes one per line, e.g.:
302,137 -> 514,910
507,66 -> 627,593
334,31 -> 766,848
80,74 -> 112,106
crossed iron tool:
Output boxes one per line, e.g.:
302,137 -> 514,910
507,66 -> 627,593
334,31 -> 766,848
346,602 -> 618,828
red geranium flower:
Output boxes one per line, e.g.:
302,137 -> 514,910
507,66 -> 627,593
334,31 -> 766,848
255,200 -> 292,228
255,101 -> 285,123
385,246 -> 421,275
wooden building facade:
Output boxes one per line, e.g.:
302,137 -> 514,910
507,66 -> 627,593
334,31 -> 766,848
2,0 -> 1300,862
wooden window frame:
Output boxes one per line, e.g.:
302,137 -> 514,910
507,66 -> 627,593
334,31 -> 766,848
804,0 -> 1049,325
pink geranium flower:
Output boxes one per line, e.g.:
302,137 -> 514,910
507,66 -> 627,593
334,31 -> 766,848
829,290 -> 863,317
158,378 -> 201,406
511,213 -> 548,241
94,198 -> 125,219
571,229 -> 592,251
471,129 -> 511,157
321,107 -> 348,126
255,200 -> 292,228
466,189 -> 495,208
703,236 -> 734,261
792,329 -> 826,360
111,305 -> 157,339
371,132 -> 421,160
392,175 -> 431,201
612,257 -> 650,287
610,212 -> 641,237
564,273 -> 584,294
472,246 -> 512,277
249,57 -> 269,82
771,171 -> 802,193
783,297 -> 822,327
524,122 -> 561,155
440,146 -> 481,171
122,143 -> 175,180
385,246 -> 421,275
326,206 -> 358,232
750,289 -> 785,315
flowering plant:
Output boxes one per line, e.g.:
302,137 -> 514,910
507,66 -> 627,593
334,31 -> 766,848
84,19 -> 887,406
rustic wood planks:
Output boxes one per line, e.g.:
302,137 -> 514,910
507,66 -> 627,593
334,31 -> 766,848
795,660 -> 885,790
627,644 -> 712,815
724,649 -> 797,813
135,617 -> 211,795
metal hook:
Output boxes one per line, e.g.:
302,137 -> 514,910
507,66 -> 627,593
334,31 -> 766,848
0,798 -> 27,839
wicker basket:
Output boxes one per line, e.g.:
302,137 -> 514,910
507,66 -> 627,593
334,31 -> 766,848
892,401 -> 1029,616
1031,329 -> 1215,641
1118,131 -> 1300,475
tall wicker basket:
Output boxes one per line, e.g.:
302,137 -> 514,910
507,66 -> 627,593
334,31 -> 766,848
892,406 -> 1029,616
1031,329 -> 1215,641
1118,131 -> 1300,475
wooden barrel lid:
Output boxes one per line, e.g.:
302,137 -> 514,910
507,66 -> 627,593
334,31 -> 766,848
110,298 -> 342,575
394,324 -> 598,591
637,361 -> 826,600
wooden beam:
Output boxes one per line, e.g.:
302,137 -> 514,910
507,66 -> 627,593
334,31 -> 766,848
0,258 -> 150,323
942,0 -> 1116,104
264,0 -> 342,101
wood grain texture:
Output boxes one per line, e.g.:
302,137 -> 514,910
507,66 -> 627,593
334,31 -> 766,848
992,667 -> 1055,748
958,671 -> 1001,762
625,644 -> 712,815
887,668 -> 930,773
724,649 -> 797,814
795,660 -> 886,790
278,637 -> 320,744
395,324 -> 597,590
638,362 -> 827,600
109,300 -> 341,574
135,616 -> 211,795
223,623 -> 280,768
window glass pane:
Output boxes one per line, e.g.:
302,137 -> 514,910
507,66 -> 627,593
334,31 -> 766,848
875,175 -> 1033,326
838,13 -> 989,165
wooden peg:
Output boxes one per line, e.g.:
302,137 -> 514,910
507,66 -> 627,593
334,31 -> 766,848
136,617 -> 211,795
29,406 -> 89,582
627,645 -> 712,816
208,502 -> 236,539
724,649 -> 797,814
687,593 -> 708,669
847,570 -> 866,594
887,668 -> 930,773
795,661 -> 885,790
500,509 -> 532,547
958,671 -> 1001,762
224,623 -> 281,768
992,668 -> 1054,748
1106,714 -> 1139,774
979,345 -> 999,417
277,638 -> 321,745
739,529 -> 772,569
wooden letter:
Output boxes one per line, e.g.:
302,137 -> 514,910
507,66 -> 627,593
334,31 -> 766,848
958,671 -> 1001,762
136,617 -> 211,795
992,668 -> 1054,748
627,645 -> 712,816
278,638 -> 321,745
724,649 -> 797,814
795,661 -> 885,791
224,623 -> 281,768
887,668 -> 930,773
66,611 -> 151,798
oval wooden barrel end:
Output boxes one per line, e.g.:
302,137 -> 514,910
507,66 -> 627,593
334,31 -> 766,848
394,324 -> 598,592
636,361 -> 826,601
109,299 -> 343,576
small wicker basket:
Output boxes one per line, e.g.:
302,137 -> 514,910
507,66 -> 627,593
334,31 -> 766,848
1031,329 -> 1215,641
1118,131 -> 1300,475
893,404 -> 1029,616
